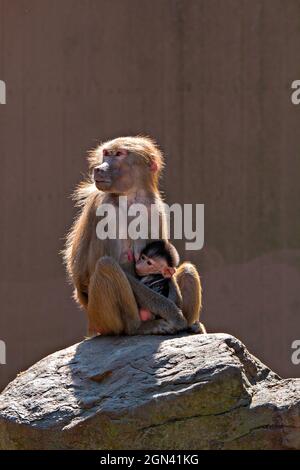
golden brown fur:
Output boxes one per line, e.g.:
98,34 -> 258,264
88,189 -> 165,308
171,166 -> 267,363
63,135 -> 204,336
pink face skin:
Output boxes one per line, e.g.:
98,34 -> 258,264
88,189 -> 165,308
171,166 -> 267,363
135,253 -> 175,278
93,148 -> 132,193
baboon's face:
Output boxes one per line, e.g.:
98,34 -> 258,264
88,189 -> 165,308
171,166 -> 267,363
136,254 -> 167,276
135,253 -> 175,278
93,148 -> 145,194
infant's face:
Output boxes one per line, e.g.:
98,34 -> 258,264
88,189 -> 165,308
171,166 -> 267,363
135,254 -> 168,277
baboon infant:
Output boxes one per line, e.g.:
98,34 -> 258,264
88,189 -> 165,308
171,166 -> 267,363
135,240 -> 182,322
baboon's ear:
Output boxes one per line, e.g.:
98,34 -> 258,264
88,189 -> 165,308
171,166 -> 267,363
149,158 -> 158,172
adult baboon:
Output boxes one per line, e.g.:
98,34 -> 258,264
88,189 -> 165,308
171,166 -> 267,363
64,136 -> 204,335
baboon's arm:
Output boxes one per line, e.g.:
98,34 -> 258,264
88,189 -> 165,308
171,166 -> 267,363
126,273 -> 187,333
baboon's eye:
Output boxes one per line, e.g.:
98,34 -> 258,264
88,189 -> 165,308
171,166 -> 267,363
147,260 -> 152,266
103,149 -> 109,156
115,149 -> 128,157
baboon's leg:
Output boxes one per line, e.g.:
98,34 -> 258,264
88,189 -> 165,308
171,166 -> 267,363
175,262 -> 206,333
127,274 -> 187,334
88,256 -> 140,335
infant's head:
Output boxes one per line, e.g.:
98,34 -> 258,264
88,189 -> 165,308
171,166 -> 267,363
135,240 -> 179,278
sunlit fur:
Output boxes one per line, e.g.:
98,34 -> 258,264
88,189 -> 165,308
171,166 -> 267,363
62,135 -> 204,336
63,136 -> 165,283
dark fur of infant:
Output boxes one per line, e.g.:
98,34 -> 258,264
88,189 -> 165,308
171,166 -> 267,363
135,240 -> 180,321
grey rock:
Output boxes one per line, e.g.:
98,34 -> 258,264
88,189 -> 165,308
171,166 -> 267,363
0,333 -> 299,449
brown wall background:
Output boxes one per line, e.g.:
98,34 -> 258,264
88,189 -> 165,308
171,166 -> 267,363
1,0 -> 300,390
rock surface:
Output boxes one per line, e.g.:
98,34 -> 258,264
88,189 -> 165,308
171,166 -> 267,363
0,333 -> 299,450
